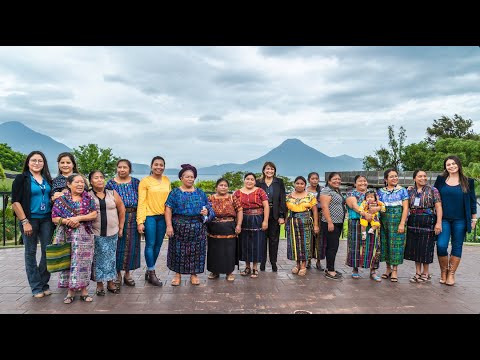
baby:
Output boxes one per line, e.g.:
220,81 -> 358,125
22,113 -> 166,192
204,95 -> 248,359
359,190 -> 386,240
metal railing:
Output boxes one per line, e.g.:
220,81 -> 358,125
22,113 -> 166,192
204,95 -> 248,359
1,190 -> 479,246
1,192 -> 20,246
325,171 -> 443,188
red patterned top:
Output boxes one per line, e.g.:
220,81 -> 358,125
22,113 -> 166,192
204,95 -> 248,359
233,188 -> 268,209
208,194 -> 242,218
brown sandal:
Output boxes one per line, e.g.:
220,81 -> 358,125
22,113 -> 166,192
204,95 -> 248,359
190,274 -> 200,285
124,276 -> 136,286
171,275 -> 181,286
250,269 -> 259,278
240,267 -> 251,276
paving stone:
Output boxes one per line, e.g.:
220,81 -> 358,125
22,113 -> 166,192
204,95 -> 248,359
1,240 -> 480,313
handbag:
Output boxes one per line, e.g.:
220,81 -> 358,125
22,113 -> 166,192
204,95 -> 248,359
46,222 -> 71,273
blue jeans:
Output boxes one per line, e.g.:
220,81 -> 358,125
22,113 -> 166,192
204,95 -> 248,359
437,219 -> 466,258
20,217 -> 53,295
144,215 -> 166,270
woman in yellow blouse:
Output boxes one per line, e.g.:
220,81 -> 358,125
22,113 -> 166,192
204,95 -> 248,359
286,176 -> 319,276
137,156 -> 171,286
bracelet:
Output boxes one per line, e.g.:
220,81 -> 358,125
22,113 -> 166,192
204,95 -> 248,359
472,219 -> 477,222
58,218 -> 63,225
21,218 -> 29,225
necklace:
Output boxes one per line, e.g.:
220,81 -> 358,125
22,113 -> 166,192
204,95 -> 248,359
32,175 -> 47,211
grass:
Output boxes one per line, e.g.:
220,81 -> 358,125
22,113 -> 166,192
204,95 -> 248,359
0,234 -> 22,247
0,179 -> 13,192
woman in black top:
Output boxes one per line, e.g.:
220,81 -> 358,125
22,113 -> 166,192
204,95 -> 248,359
11,151 -> 54,298
255,161 -> 286,272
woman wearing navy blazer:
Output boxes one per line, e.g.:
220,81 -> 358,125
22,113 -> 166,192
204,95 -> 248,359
256,161 -> 286,272
434,156 -> 477,286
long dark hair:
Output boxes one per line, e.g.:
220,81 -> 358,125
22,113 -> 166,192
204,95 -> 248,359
383,168 -> 398,187
56,152 -> 79,174
412,169 -> 426,190
308,171 -> 321,193
23,151 -> 52,184
150,156 -> 165,175
442,155 -> 469,193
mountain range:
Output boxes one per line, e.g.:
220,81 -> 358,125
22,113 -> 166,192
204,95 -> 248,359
198,138 -> 363,175
0,121 -> 363,176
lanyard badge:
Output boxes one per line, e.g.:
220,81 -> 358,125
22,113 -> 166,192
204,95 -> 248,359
34,177 -> 47,211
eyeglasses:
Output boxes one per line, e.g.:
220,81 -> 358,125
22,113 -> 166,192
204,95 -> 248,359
30,159 -> 44,164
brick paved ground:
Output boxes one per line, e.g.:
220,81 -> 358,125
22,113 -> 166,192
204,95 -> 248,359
1,240 -> 479,314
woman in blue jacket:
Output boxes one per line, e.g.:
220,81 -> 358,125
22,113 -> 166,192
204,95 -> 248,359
434,156 -> 477,286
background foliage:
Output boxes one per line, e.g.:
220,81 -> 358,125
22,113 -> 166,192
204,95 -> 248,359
72,144 -> 120,179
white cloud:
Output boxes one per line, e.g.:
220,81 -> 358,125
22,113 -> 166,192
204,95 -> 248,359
1,46 -> 480,168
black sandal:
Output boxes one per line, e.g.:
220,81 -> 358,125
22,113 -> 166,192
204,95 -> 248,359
107,286 -> 120,294
80,295 -> 93,302
409,273 -> 423,283
381,271 -> 392,279
96,288 -> 106,296
250,269 -> 259,278
63,295 -> 75,304
240,267 -> 251,276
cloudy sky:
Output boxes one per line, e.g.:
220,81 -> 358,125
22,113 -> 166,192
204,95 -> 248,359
1,46 -> 479,168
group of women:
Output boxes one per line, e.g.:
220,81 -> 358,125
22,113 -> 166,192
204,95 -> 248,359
11,151 -> 477,304
344,156 -> 476,286
12,152 -> 216,303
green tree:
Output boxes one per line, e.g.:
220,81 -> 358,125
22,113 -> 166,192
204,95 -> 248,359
388,125 -> 406,170
401,141 -> 433,171
426,114 -> 480,146
402,138 -> 480,172
363,125 -> 406,171
171,180 -> 181,189
0,143 -> 26,171
195,180 -> 216,192
72,144 -> 120,179
276,174 -> 294,193
464,162 -> 480,195
363,148 -> 391,171
433,138 -> 480,168
221,171 -> 247,190
0,162 -> 5,180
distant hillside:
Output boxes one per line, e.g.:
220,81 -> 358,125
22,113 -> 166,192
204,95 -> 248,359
0,122 -> 363,177
198,138 -> 363,176
0,121 -> 71,171
0,121 -> 149,174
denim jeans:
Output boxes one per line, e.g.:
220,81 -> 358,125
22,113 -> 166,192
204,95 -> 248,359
437,219 -> 466,258
144,215 -> 166,270
20,217 -> 53,295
